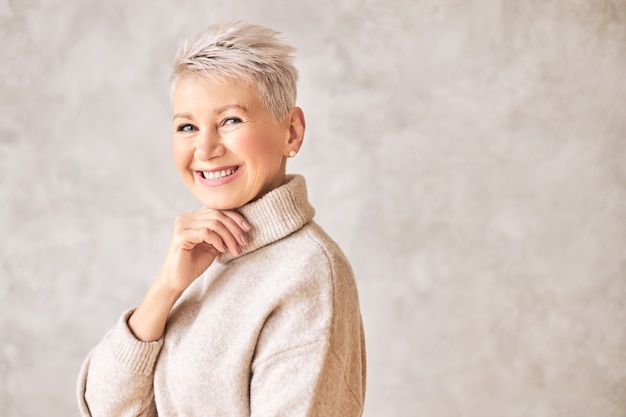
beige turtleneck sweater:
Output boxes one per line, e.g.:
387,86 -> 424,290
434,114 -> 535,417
77,175 -> 366,416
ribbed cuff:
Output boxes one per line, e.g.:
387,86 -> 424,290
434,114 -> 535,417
107,308 -> 164,376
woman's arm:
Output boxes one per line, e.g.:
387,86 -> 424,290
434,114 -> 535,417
248,241 -> 366,417
129,208 -> 251,341
250,340 -> 365,416
77,309 -> 162,417
78,208 -> 251,416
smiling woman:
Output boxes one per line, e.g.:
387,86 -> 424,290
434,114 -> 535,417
76,21 -> 366,417
171,77 -> 304,210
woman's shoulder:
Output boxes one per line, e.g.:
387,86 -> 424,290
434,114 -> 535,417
302,221 -> 352,267
275,220 -> 352,270
209,220 -> 357,305
259,220 -> 357,298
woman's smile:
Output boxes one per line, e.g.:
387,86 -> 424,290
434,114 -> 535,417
195,165 -> 242,185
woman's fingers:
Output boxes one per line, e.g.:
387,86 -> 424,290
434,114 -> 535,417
218,210 -> 252,247
221,210 -> 253,232
201,219 -> 241,257
191,209 -> 250,247
175,209 -> 251,256
160,209 -> 252,294
195,228 -> 226,253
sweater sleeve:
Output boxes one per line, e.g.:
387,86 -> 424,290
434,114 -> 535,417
77,309 -> 163,417
248,236 -> 366,417
249,341 -> 363,417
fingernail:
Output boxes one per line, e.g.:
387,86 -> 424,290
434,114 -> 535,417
241,220 -> 252,230
240,234 -> 248,245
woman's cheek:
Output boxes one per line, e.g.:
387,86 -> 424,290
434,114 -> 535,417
172,140 -> 191,174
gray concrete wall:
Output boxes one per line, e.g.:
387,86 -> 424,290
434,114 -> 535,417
1,0 -> 625,416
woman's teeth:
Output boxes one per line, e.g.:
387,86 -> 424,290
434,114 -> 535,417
201,168 -> 236,180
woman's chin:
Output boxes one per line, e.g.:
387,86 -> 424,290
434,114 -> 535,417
199,199 -> 242,211
193,192 -> 250,211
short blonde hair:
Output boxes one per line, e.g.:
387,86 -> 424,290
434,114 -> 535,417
171,21 -> 298,121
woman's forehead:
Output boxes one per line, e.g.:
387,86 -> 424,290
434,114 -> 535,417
171,76 -> 269,118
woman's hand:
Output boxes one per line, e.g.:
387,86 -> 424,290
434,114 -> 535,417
128,209 -> 251,342
158,209 -> 251,294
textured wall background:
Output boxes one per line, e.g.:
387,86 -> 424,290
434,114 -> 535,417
1,0 -> 625,416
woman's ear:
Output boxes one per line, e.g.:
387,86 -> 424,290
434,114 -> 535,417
284,107 -> 305,156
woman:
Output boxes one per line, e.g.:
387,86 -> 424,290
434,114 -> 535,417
77,21 -> 366,416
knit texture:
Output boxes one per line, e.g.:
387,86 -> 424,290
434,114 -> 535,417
77,175 -> 366,417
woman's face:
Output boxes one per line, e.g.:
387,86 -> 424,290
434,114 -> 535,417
171,76 -> 298,210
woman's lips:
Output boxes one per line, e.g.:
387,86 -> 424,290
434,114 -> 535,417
195,166 -> 241,186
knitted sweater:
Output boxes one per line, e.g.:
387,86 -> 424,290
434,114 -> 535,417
77,175 -> 366,417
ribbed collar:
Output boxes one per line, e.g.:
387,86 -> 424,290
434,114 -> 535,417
217,174 -> 315,264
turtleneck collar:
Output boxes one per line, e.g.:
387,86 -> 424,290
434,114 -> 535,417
217,174 -> 315,264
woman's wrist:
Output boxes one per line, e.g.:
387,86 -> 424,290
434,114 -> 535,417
128,279 -> 183,342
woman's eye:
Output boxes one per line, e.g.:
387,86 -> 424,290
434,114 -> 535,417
176,124 -> 197,133
222,117 -> 242,126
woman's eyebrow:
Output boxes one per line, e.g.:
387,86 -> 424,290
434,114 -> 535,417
214,104 -> 249,114
173,112 -> 194,121
173,105 -> 249,121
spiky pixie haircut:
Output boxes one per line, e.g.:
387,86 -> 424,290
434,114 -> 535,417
171,21 -> 298,122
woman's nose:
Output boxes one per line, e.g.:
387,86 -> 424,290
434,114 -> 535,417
194,130 -> 224,161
